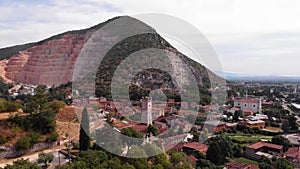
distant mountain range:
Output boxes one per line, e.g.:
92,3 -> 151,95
216,72 -> 300,82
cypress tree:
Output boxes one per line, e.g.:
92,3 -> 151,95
79,107 -> 90,151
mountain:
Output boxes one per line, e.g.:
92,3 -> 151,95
218,72 -> 300,82
0,16 -> 224,104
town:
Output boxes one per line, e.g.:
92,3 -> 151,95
0,79 -> 300,169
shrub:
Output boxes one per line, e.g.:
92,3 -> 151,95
0,136 -> 9,145
47,132 -> 58,142
27,132 -> 41,145
15,136 -> 31,151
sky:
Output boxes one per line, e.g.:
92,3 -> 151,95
1,0 -> 300,76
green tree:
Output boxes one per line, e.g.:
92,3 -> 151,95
288,115 -> 298,131
37,152 -> 54,167
76,150 -> 108,168
15,136 -> 31,151
196,159 -> 216,169
49,100 -> 66,113
152,153 -> 172,169
79,107 -> 90,151
25,85 -> 51,114
233,110 -> 243,121
27,132 -> 41,145
169,151 -> 185,166
259,162 -> 271,169
271,135 -> 292,151
4,158 -> 41,169
206,134 -> 234,165
46,131 -> 58,142
127,145 -> 147,157
273,158 -> 293,169
146,124 -> 158,136
121,127 -> 143,146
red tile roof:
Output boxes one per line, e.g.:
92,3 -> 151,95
237,99 -> 259,103
232,107 -> 240,111
187,155 -> 198,162
246,141 -> 283,150
243,110 -> 253,113
285,147 -> 300,161
262,102 -> 274,105
183,142 -> 208,154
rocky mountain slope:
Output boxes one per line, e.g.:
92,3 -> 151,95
0,16 -> 224,104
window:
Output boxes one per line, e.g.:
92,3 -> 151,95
253,105 -> 255,107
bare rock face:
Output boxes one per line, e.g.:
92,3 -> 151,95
5,33 -> 93,86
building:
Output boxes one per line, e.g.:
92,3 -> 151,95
203,120 -> 227,132
245,141 -> 283,160
161,133 -> 191,151
141,97 -> 152,125
234,98 -> 261,114
224,162 -> 259,169
285,147 -> 300,168
243,110 -> 253,117
182,142 -> 208,155
291,103 -> 300,114
244,119 -> 265,128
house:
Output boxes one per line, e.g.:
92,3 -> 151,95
224,162 -> 259,169
203,120 -> 227,132
248,114 -> 268,121
285,147 -> 300,168
245,141 -> 283,160
234,98 -> 261,114
262,101 -> 274,108
245,119 -> 265,128
162,133 -> 191,151
182,142 -> 208,155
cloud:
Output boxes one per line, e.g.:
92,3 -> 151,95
0,0 -> 300,76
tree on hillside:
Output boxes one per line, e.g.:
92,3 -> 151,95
206,134 -> 234,165
233,110 -> 243,121
79,107 -> 90,151
288,115 -> 298,131
4,159 -> 41,169
37,152 -> 54,167
25,85 -> 51,114
121,127 -> 143,146
271,135 -> 292,151
146,124 -> 158,136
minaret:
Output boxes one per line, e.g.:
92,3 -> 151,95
141,97 -> 152,126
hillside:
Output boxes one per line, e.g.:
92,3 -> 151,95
0,16 -> 224,105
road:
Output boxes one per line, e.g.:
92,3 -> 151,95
0,145 -> 70,168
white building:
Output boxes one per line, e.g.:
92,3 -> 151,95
234,98 -> 262,114
141,97 -> 152,125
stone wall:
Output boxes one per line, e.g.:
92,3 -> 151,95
0,142 -> 56,159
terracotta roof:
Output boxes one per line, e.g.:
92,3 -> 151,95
130,124 -> 148,132
225,162 -> 259,169
243,110 -> 253,113
183,142 -> 208,154
187,155 -> 198,162
246,141 -> 283,150
232,107 -> 240,111
262,102 -> 274,105
285,147 -> 300,161
237,99 -> 259,103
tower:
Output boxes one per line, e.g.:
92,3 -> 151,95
141,97 -> 152,125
